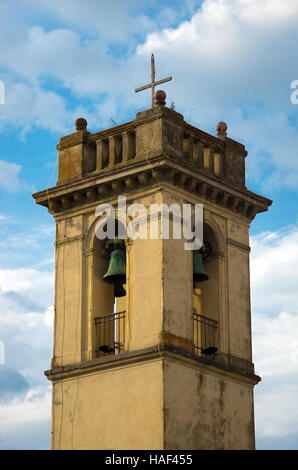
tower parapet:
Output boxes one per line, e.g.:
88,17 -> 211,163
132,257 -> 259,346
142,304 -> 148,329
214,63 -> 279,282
34,105 -> 270,221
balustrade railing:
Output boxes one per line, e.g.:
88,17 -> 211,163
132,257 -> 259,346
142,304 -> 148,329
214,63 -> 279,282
182,128 -> 223,177
83,114 -> 245,187
90,122 -> 223,178
94,311 -> 126,358
193,313 -> 218,356
95,311 -> 218,359
93,129 -> 136,171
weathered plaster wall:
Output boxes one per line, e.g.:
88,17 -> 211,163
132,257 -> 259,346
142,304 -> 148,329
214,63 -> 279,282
52,359 -> 164,450
53,216 -> 84,367
164,359 -> 255,450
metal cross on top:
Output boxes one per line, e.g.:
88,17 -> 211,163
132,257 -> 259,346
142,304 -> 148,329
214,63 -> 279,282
134,54 -> 172,108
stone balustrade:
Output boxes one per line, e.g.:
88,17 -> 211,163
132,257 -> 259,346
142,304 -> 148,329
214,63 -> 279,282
95,130 -> 136,170
55,107 -> 246,189
33,106 -> 271,221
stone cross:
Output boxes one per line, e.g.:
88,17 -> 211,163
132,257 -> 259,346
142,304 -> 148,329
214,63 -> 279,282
134,54 -> 172,108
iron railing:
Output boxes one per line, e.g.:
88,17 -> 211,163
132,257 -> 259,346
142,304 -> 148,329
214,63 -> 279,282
95,311 -> 217,358
94,311 -> 126,358
193,313 -> 218,356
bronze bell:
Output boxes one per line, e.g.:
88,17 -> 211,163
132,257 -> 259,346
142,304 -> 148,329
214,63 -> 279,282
193,250 -> 209,283
114,283 -> 126,298
103,248 -> 126,285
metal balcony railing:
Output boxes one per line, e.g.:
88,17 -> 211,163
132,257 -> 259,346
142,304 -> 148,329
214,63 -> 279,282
95,311 -> 217,358
193,313 -> 218,356
94,311 -> 126,358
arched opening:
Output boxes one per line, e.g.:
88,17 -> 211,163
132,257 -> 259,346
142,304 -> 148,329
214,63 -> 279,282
89,218 -> 127,359
193,222 -> 220,356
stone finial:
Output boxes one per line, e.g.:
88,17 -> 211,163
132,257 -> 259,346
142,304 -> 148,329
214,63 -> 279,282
75,117 -> 87,131
154,89 -> 166,106
216,121 -> 227,139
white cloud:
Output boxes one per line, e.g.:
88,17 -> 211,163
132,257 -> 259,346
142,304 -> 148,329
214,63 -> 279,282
0,221 -> 55,271
0,300 -> 53,448
255,378 -> 298,442
24,0 -> 146,42
136,0 -> 298,190
0,214 -> 12,222
0,385 -> 51,449
44,305 -> 54,328
0,267 -> 53,310
23,0 -> 199,42
251,226 -> 298,447
0,386 -> 51,426
0,223 -> 54,449
1,82 -> 72,135
253,311 -> 298,378
0,305 -> 54,372
0,160 -> 23,192
251,228 -> 298,314
0,265 -> 54,383
1,0 -> 298,111
0,0 -> 296,188
0,225 -> 54,449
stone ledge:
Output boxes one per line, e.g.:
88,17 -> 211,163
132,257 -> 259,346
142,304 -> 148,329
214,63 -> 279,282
45,343 -> 260,385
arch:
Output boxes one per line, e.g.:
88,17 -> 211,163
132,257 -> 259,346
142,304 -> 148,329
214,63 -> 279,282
187,205 -> 225,254
86,211 -> 128,253
84,213 -> 129,360
202,213 -> 225,256
193,215 -> 222,356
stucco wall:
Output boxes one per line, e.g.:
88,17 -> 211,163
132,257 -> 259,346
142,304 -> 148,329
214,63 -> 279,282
52,359 -> 164,450
164,359 -> 255,450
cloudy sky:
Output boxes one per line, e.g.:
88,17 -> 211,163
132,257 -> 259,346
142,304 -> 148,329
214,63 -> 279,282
0,0 -> 297,450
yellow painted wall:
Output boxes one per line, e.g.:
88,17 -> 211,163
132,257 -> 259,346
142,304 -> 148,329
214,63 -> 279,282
164,359 -> 255,450
52,360 -> 164,450
51,186 -> 255,449
227,244 -> 252,361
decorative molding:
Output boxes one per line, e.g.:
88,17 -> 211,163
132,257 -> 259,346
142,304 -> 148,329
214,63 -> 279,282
45,343 -> 259,386
56,234 -> 84,248
33,158 -> 272,222
227,238 -> 251,252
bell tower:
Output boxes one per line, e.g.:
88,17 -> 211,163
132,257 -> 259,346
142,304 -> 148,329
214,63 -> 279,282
33,88 -> 271,450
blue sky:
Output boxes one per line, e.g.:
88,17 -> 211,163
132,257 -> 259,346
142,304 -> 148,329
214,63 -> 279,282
0,0 -> 298,450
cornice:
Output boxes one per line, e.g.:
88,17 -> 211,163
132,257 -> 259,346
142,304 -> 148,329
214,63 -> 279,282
45,343 -> 260,387
32,156 -> 272,222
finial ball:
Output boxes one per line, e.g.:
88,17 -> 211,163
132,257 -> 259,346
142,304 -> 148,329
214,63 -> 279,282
216,121 -> 227,137
154,89 -> 166,106
75,117 -> 87,131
